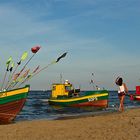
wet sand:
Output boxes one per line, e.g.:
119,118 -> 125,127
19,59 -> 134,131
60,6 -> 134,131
0,108 -> 140,140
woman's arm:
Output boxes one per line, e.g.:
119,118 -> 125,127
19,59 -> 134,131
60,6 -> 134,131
123,83 -> 128,93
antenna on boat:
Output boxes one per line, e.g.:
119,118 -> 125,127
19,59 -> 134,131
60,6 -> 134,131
79,84 -> 81,90
60,73 -> 63,83
90,72 -> 95,90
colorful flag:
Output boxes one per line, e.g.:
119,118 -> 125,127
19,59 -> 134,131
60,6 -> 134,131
23,69 -> 30,78
56,52 -> 67,63
13,73 -> 20,81
6,56 -> 12,66
33,65 -> 40,73
17,52 -> 28,65
31,46 -> 41,53
27,74 -> 32,79
6,56 -> 12,71
9,61 -> 15,72
21,51 -> 28,61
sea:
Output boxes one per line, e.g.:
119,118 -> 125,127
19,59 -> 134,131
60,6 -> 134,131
15,91 -> 140,122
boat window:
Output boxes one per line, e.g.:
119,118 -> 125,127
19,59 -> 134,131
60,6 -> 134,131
65,86 -> 71,91
52,86 -> 56,91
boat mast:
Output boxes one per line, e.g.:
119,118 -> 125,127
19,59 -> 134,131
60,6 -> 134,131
60,73 -> 63,84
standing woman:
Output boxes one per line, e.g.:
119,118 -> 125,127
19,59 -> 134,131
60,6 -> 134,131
115,77 -> 128,112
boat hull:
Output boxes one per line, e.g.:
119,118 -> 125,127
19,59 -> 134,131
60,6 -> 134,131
0,85 -> 30,124
49,90 -> 109,108
133,86 -> 140,101
133,95 -> 140,101
71,100 -> 108,108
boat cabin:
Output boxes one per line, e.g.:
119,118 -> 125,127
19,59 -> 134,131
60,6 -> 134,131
51,83 -> 73,98
136,86 -> 140,94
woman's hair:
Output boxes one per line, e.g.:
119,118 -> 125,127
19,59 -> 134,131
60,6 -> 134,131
115,77 -> 123,86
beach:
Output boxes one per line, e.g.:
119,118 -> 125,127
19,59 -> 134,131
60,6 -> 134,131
0,108 -> 140,140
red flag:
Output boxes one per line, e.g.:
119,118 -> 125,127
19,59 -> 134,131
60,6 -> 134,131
13,73 -> 20,81
31,46 -> 41,53
33,65 -> 40,73
23,69 -> 30,78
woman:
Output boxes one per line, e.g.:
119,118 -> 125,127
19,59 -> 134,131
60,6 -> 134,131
115,77 -> 128,112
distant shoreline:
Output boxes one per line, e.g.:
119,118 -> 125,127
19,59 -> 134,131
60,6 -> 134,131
29,90 -> 136,92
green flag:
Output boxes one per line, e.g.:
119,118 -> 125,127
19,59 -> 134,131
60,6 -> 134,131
6,56 -> 12,66
21,51 -> 28,61
11,61 -> 15,68
17,52 -> 28,65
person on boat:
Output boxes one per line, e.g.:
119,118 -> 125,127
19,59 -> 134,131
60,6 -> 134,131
64,80 -> 79,97
64,80 -> 70,84
115,77 -> 128,112
96,85 -> 100,90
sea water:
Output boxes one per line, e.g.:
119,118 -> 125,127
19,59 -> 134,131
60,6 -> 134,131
15,91 -> 140,122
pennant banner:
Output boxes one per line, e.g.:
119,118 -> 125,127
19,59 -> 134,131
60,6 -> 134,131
56,52 -> 67,63
32,65 -> 39,73
9,61 -> 15,72
23,69 -> 30,78
21,51 -> 28,61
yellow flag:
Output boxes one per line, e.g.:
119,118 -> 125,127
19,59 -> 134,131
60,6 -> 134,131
21,51 -> 28,61
11,61 -> 15,68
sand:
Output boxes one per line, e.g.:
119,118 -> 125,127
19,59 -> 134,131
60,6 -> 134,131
0,108 -> 140,140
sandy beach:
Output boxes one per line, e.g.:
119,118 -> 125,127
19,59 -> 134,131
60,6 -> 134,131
0,108 -> 140,140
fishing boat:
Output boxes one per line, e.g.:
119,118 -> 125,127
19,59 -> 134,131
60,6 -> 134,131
0,46 -> 41,124
133,94 -> 140,101
0,85 -> 30,124
129,86 -> 140,101
48,82 -> 109,108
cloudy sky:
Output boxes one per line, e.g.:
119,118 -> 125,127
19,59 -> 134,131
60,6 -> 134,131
0,0 -> 140,90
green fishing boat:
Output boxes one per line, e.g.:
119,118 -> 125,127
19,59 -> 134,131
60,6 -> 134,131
0,85 -> 30,124
48,82 -> 109,108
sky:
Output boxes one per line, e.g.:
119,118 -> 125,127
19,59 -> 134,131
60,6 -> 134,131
0,0 -> 140,90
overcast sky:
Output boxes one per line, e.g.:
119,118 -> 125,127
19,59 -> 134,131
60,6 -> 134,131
0,0 -> 140,90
